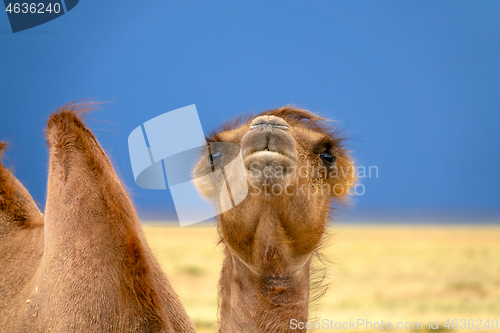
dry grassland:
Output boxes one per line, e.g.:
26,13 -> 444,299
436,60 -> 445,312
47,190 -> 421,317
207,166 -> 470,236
143,224 -> 500,332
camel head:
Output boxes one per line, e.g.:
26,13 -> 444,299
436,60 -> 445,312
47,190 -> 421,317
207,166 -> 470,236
194,106 -> 356,277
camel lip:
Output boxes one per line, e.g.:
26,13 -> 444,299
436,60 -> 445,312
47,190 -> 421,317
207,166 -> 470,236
243,150 -> 297,163
249,123 -> 289,130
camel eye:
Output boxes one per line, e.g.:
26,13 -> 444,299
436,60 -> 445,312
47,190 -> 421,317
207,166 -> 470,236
212,151 -> 223,159
211,151 -> 224,164
320,152 -> 335,164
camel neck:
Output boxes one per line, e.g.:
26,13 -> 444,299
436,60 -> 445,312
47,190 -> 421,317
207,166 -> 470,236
218,247 -> 311,333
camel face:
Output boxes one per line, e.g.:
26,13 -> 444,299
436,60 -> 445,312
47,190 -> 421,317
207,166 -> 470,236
195,107 -> 355,206
194,106 -> 355,275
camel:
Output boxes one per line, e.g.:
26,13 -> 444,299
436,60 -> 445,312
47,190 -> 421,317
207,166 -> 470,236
0,102 -> 355,332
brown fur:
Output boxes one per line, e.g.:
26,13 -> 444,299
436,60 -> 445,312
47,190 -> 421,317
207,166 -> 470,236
198,106 -> 356,332
0,102 -> 354,333
0,102 -> 195,332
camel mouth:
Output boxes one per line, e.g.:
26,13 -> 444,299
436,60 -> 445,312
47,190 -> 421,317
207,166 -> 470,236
240,115 -> 298,182
243,149 -> 298,175
243,150 -> 297,164
243,149 -> 297,187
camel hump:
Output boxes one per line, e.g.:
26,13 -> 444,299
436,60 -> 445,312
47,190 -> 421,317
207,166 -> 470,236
0,141 -> 44,230
41,102 -> 196,332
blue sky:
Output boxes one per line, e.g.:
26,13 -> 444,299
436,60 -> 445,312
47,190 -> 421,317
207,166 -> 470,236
0,1 -> 499,221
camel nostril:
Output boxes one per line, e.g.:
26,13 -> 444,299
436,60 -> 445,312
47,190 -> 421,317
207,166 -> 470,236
250,115 -> 289,130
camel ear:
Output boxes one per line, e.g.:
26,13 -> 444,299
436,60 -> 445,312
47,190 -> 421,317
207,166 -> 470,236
331,152 -> 357,202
